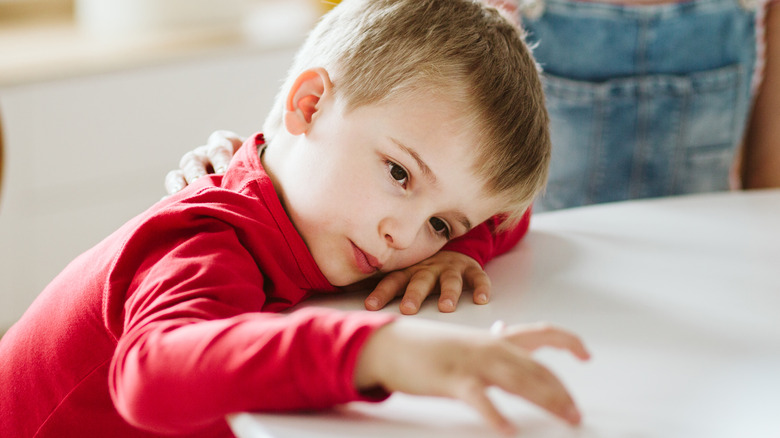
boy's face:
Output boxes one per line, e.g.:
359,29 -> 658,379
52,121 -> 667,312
268,78 -> 503,287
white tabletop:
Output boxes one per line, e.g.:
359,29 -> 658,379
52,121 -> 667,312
229,190 -> 780,438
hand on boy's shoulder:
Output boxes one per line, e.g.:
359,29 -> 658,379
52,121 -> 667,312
164,130 -> 243,196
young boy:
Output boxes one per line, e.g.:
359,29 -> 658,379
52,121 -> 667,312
0,1 -> 589,437
167,0 -> 528,317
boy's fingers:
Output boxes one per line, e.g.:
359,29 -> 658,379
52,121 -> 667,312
438,269 -> 464,313
507,325 -> 591,360
456,380 -> 516,436
464,266 -> 491,305
495,353 -> 582,426
525,379 -> 581,427
164,170 -> 187,195
399,270 -> 438,315
365,271 -> 410,311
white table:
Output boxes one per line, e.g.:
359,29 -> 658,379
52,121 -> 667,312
229,190 -> 780,438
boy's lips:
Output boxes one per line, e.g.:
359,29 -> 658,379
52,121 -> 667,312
350,242 -> 383,274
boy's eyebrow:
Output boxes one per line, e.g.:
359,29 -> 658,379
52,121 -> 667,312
390,137 -> 472,232
390,137 -> 437,186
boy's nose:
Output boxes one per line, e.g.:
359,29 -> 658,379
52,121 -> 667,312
379,216 -> 418,250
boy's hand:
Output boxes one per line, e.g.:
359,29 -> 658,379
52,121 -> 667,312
365,251 -> 490,315
164,130 -> 243,195
355,319 -> 591,436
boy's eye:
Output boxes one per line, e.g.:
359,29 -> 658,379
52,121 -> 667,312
429,217 -> 451,239
387,161 -> 408,186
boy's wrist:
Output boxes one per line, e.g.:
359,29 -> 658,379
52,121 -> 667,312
353,321 -> 396,391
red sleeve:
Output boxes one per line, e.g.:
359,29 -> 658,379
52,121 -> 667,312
107,219 -> 396,435
441,207 -> 532,267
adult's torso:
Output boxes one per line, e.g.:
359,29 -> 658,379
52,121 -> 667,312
520,0 -> 758,210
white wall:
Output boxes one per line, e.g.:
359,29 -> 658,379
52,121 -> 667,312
0,47 -> 297,330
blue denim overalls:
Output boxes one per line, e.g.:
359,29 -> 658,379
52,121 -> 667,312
519,0 -> 758,211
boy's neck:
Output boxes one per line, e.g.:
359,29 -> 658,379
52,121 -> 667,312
259,135 -> 290,215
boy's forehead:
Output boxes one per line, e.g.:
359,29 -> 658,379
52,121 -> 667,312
379,88 -> 483,143
375,90 -> 485,162
339,84 -> 499,188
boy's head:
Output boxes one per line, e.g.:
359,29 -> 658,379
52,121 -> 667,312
264,0 -> 550,224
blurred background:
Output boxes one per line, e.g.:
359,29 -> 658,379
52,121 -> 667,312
0,0 -> 339,332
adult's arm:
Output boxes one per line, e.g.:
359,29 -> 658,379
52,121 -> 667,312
741,2 -> 780,188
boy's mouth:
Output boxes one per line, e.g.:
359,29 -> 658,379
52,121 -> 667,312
350,241 -> 382,274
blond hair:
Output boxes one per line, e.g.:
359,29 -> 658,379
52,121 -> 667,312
264,0 -> 550,225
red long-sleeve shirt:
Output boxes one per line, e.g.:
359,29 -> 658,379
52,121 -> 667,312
0,133 -> 529,437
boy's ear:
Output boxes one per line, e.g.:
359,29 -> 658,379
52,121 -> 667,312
284,67 -> 332,136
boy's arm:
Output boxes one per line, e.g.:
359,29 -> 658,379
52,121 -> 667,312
109,209 -> 587,437
443,209 -> 531,267
108,216 -> 397,435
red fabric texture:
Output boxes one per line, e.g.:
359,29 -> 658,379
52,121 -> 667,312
443,208 -> 531,267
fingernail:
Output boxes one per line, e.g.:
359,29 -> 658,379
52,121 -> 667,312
365,297 -> 379,310
566,406 -> 582,425
441,298 -> 454,311
476,293 -> 488,304
400,300 -> 416,314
